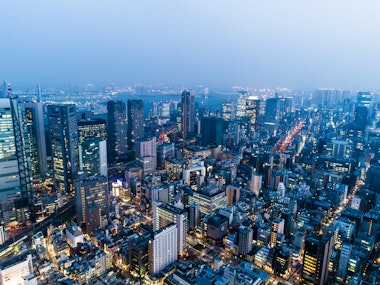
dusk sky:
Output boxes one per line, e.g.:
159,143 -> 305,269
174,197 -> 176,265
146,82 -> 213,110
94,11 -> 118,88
1,1 -> 380,90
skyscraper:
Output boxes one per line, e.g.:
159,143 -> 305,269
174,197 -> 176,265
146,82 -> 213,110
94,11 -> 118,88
107,101 -> 127,164
78,118 -> 106,145
357,91 -> 372,107
200,117 -> 228,146
181,90 -> 195,139
48,104 -> 79,193
251,174 -> 262,196
236,91 -> 248,118
264,97 -> 284,135
127,99 -> 144,149
136,137 -> 157,174
354,91 -> 372,131
79,138 -> 107,177
21,89 -> 47,178
75,175 -> 108,231
245,96 -> 260,133
222,101 -> 234,121
302,234 -> 333,285
314,89 -> 339,108
354,106 -> 369,131
0,82 -> 33,207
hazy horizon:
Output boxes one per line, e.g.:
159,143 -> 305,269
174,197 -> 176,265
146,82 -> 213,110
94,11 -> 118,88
2,1 -> 380,90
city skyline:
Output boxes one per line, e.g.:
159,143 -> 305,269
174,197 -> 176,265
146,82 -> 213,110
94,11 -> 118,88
1,1 -> 380,90
1,2 -> 380,284
1,81 -> 380,284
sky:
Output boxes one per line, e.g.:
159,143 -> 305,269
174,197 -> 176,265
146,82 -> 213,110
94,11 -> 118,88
1,1 -> 380,90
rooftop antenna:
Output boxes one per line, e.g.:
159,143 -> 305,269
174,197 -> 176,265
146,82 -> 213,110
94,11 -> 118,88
1,81 -> 9,98
37,83 -> 42,102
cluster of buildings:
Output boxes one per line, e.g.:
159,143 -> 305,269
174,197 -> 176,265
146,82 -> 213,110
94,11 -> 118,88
0,81 -> 380,285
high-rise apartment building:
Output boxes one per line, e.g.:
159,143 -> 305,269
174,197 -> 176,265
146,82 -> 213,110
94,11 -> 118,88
107,101 -> 127,164
148,224 -> 178,275
127,99 -> 144,149
302,234 -> 333,285
48,104 -> 79,193
181,90 -> 195,139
